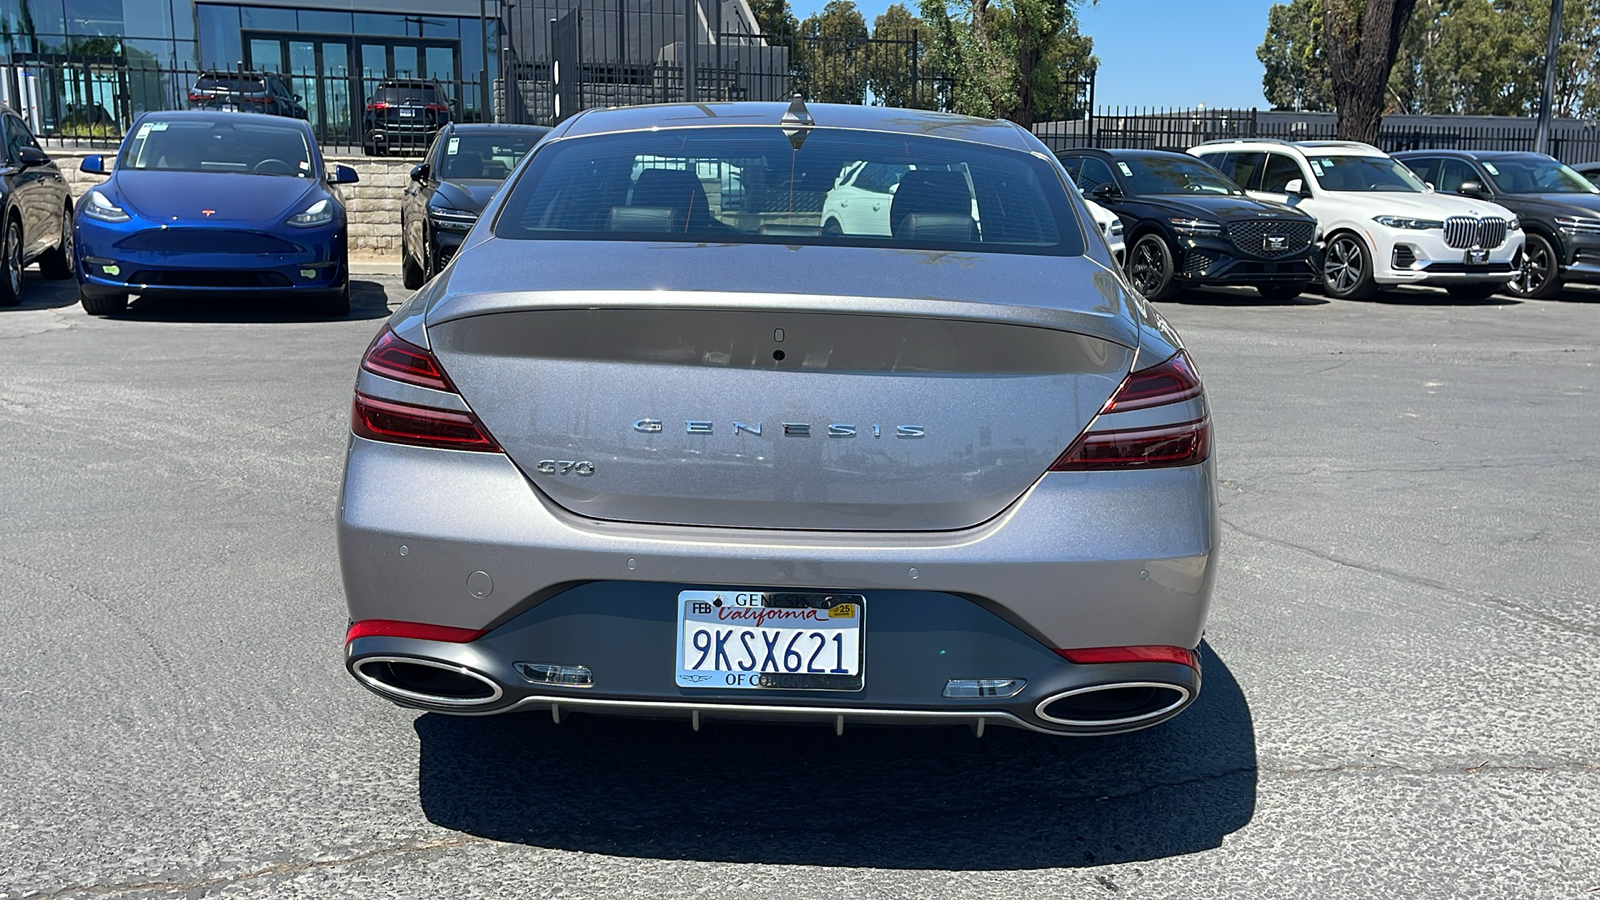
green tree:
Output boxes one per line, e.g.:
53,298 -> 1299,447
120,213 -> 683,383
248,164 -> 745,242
918,0 -> 1095,126
750,0 -> 799,36
796,0 -> 872,104
1259,0 -> 1334,110
867,4 -> 939,108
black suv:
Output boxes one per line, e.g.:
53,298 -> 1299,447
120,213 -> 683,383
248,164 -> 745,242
362,79 -> 452,156
1055,148 -> 1319,301
1395,150 -> 1600,298
187,71 -> 307,119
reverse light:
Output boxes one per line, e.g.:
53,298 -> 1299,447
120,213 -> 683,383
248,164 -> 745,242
82,190 -> 131,223
1050,351 -> 1210,471
287,199 -> 334,228
1373,215 -> 1443,230
346,619 -> 487,644
353,328 -> 501,452
1056,646 -> 1199,668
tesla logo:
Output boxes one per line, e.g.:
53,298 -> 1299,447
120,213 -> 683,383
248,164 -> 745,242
201,210 -> 215,217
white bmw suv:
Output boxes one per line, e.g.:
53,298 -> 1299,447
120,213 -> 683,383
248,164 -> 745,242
1191,139 -> 1524,300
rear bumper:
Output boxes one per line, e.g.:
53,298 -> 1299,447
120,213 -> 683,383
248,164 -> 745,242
337,437 -> 1219,731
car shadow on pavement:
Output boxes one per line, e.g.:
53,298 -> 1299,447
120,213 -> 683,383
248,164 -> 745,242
1370,287 -> 1522,306
1170,287 -> 1329,307
0,276 -> 82,311
111,280 -> 393,322
414,642 -> 1256,870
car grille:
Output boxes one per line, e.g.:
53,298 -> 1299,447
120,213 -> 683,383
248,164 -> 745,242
116,229 -> 302,254
1443,216 -> 1508,249
1225,220 -> 1315,258
1182,251 -> 1215,275
127,270 -> 294,288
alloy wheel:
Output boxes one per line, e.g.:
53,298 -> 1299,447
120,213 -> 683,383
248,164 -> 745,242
60,212 -> 75,276
1324,236 -> 1364,294
1128,238 -> 1167,296
6,221 -> 22,297
1513,237 -> 1552,296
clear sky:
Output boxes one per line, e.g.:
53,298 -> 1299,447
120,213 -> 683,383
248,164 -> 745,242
785,0 -> 1283,110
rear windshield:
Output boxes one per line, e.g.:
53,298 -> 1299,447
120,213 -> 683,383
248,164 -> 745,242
196,74 -> 264,91
439,132 -> 539,181
120,117 -> 314,177
377,85 -> 439,104
493,126 -> 1084,256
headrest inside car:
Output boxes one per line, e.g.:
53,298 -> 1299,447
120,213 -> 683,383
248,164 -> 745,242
611,206 -> 678,232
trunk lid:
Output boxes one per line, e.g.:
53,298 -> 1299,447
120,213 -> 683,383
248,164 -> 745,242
426,242 -> 1137,532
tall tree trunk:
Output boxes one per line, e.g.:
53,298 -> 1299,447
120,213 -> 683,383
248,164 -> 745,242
1324,0 -> 1418,143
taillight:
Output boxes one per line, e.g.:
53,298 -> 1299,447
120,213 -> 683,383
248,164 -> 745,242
368,101 -> 389,110
187,90 -> 202,101
1056,646 -> 1199,668
1050,351 -> 1210,471
346,619 -> 487,644
352,328 -> 501,452
425,103 -> 448,113
245,95 -> 270,103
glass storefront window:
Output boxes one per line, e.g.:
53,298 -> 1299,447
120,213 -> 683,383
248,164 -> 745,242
238,5 -> 292,31
23,0 -> 67,40
63,0 -> 121,37
120,0 -> 174,39
297,9 -> 350,35
197,3 -> 241,69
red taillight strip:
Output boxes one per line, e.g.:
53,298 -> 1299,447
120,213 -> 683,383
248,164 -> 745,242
1049,419 -> 1210,471
1104,351 -> 1203,413
360,329 -> 453,391
1056,646 -> 1198,668
352,394 -> 501,452
346,619 -> 487,644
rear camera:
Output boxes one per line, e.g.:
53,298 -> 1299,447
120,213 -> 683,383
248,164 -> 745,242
772,350 -> 786,361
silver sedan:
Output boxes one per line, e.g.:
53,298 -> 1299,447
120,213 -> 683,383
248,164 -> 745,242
338,100 -> 1218,736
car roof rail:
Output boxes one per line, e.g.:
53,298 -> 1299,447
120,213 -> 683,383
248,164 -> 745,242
1295,139 -> 1383,152
1192,137 -> 1299,148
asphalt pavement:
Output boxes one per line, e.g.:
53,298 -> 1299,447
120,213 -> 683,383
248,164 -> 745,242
1,273 -> 1596,898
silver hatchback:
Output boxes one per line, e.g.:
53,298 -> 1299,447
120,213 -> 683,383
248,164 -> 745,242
338,100 -> 1218,736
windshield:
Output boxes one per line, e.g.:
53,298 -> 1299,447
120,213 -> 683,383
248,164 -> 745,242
440,133 -> 539,181
1479,156 -> 1598,194
1120,156 -> 1240,195
120,117 -> 314,177
494,126 -> 1082,255
1307,155 -> 1426,192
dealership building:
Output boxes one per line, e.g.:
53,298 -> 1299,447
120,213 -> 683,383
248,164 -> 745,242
0,0 -> 781,139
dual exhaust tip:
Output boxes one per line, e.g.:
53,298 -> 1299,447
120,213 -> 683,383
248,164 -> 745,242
353,655 -> 1191,730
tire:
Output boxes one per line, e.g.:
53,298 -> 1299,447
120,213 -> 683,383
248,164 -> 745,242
401,230 -> 424,290
1445,282 -> 1501,302
0,216 -> 24,307
1321,232 -> 1378,300
311,281 -> 351,318
1507,231 -> 1561,299
1126,233 -> 1178,301
362,141 -> 377,157
1256,283 -> 1307,301
822,219 -> 843,236
421,231 -> 437,282
39,207 -> 75,280
78,285 -> 127,316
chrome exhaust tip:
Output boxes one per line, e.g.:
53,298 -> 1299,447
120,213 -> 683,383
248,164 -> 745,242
1035,681 -> 1191,728
351,655 -> 504,708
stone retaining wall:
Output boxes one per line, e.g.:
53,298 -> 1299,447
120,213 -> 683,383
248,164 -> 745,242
54,151 -> 420,260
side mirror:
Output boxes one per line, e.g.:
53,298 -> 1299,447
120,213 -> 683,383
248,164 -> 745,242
1283,177 -> 1310,198
409,163 -> 429,183
1459,179 -> 1489,198
79,154 -> 108,175
18,146 -> 49,168
293,94 -> 303,102
328,164 -> 359,185
1090,182 -> 1121,201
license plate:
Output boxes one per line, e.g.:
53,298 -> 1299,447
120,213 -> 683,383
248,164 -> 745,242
219,104 -> 238,112
1465,248 -> 1489,264
676,590 -> 863,691
399,108 -> 417,117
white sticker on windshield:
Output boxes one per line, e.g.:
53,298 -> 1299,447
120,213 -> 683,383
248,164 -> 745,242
447,137 -> 460,155
148,122 -> 168,132
1483,162 -> 1500,175
1310,160 -> 1324,176
135,123 -> 152,140
1117,161 -> 1133,177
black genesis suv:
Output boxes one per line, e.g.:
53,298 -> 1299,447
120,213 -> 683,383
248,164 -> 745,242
1396,150 -> 1600,298
362,79 -> 453,156
187,71 -> 307,119
1055,148 -> 1319,301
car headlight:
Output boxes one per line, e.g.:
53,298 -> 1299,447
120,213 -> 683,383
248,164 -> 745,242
1169,217 -> 1221,237
428,206 -> 478,232
1507,217 -> 1521,231
286,199 -> 335,228
1555,215 -> 1600,235
82,190 -> 130,224
1372,215 -> 1444,230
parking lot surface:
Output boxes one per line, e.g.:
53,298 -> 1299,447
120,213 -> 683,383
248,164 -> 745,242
2,276 -> 1597,898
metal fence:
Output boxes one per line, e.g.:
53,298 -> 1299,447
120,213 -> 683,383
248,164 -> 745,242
1033,107 -> 1600,164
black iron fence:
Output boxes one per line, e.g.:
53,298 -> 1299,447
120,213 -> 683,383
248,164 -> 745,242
1033,107 -> 1600,164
